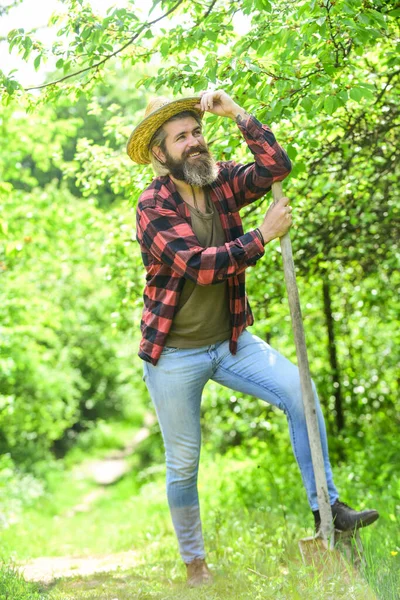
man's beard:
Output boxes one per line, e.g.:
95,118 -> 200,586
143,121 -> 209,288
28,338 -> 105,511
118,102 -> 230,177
163,145 -> 218,187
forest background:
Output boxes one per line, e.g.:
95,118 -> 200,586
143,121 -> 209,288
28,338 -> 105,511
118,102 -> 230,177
0,0 -> 399,598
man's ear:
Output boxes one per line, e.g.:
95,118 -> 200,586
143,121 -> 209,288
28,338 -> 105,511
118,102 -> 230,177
152,145 -> 166,164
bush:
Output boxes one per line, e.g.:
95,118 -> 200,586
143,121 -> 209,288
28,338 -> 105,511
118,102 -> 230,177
0,183 -> 144,464
0,455 -> 44,529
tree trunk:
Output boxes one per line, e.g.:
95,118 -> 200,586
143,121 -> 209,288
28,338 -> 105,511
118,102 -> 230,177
322,280 -> 345,432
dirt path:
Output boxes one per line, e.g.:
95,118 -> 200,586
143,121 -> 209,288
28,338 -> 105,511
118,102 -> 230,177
18,414 -> 156,585
20,550 -> 140,584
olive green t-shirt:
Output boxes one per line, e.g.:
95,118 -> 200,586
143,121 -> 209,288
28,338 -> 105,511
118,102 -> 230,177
165,191 -> 231,348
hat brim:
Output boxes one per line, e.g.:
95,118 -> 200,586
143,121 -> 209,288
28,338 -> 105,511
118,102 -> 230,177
126,96 -> 204,164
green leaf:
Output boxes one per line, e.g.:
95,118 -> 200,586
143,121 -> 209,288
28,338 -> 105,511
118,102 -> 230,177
34,55 -> 41,71
301,97 -> 313,112
7,28 -> 19,40
8,38 -> 20,52
149,0 -> 162,16
286,144 -> 298,160
207,31 -> 218,42
258,40 -> 271,54
324,95 -> 339,114
358,14 -> 372,26
350,87 -> 363,102
160,41 -> 169,57
82,27 -> 92,40
248,63 -> 261,73
323,63 -> 336,76
23,36 -> 33,50
290,160 -> 306,177
358,87 -> 375,100
350,87 -> 375,102
255,0 -> 271,10
56,58 -> 64,69
207,63 -> 217,83
368,9 -> 387,28
92,29 -> 102,44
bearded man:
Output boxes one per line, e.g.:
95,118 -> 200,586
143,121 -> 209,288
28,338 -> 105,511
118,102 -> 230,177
127,90 -> 379,587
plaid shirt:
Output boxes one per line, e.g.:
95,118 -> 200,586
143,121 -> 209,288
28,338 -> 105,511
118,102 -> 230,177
136,114 -> 292,365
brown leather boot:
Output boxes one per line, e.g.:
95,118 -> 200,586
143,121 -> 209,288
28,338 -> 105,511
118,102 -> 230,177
185,557 -> 213,587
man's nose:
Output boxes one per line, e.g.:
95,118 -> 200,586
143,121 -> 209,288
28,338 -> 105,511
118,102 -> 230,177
186,134 -> 200,146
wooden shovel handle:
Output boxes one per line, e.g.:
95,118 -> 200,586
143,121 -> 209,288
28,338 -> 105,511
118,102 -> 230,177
271,182 -> 334,545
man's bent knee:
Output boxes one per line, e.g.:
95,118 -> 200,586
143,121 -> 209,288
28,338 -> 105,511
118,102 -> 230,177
166,451 -> 200,482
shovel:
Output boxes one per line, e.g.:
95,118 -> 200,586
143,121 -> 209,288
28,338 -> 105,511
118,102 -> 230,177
271,182 -> 366,570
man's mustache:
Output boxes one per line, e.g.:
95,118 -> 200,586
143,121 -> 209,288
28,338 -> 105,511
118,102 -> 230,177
183,146 -> 209,159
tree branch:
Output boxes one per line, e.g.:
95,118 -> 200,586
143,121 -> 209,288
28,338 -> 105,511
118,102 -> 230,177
24,0 -> 185,91
374,68 -> 400,105
0,0 -> 23,17
203,0 -> 218,19
324,1 -> 340,66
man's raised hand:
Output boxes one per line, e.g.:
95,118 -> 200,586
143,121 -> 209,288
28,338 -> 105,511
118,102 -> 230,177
196,90 -> 246,121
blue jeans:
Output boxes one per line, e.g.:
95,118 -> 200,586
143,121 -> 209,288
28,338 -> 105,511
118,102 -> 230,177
143,330 -> 338,563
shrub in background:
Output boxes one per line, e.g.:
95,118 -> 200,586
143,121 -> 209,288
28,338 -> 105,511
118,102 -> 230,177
0,183 -> 144,465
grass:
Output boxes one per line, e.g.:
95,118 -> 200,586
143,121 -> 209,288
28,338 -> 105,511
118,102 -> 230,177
1,421 -> 399,599
0,563 -> 47,600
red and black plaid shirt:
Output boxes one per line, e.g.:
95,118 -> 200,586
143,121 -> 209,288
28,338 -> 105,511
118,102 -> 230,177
136,114 -> 292,365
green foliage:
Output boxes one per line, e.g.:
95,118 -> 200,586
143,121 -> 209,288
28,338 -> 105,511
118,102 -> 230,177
0,0 -> 398,498
0,3 -> 398,596
0,179 -> 144,463
0,454 -> 44,529
0,103 -> 80,190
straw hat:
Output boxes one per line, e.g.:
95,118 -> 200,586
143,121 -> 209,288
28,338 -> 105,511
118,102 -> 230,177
126,96 -> 204,164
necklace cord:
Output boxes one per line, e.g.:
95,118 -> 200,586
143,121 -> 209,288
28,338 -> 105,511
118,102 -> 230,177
190,185 -> 199,211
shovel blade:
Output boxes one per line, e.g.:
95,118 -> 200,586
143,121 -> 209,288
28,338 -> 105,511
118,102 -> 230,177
335,529 -> 366,569
299,535 -> 348,574
299,532 -> 377,599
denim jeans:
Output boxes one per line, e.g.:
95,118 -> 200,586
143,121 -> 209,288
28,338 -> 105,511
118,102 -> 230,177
143,330 -> 338,563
